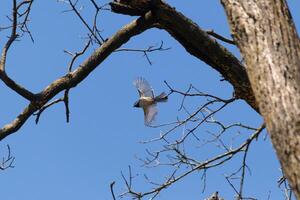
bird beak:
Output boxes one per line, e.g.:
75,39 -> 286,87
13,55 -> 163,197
133,101 -> 139,107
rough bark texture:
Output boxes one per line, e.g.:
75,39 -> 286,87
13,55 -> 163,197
110,0 -> 259,112
110,0 -> 153,16
221,0 -> 300,198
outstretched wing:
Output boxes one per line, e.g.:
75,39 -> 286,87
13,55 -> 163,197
133,77 -> 154,98
143,104 -> 158,125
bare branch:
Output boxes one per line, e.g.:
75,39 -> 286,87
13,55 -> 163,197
115,41 -> 170,65
34,98 -> 64,124
123,124 -> 265,199
0,145 -> 15,170
0,12 -> 156,140
64,40 -> 91,71
206,29 -> 235,45
63,89 -> 70,123
110,181 -> 116,200
18,0 -> 34,42
144,81 -> 236,143
66,0 -> 104,45
0,0 -> 36,101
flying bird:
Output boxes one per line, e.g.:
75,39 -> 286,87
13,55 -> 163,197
206,192 -> 224,200
133,77 -> 168,125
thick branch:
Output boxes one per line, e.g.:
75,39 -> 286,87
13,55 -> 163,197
0,12 -> 156,140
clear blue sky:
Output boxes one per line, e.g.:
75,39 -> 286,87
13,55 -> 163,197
0,1 -> 299,200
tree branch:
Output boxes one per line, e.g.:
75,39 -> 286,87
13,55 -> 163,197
0,0 -> 36,101
0,12 -> 156,140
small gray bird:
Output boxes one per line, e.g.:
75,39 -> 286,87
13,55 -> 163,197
133,77 -> 168,125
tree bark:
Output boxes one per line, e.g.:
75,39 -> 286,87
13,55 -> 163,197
221,0 -> 300,198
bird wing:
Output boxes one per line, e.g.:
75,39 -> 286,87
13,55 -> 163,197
133,77 -> 154,98
143,104 -> 158,125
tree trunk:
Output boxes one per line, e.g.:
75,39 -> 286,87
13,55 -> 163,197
221,0 -> 300,198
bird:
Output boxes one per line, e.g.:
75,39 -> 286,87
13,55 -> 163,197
205,192 -> 224,200
133,77 -> 168,125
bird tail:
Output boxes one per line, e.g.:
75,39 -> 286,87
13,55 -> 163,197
154,92 -> 168,102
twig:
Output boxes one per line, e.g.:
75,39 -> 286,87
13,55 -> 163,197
0,0 -> 36,101
123,124 -> 265,199
115,41 -> 170,65
67,0 -> 104,44
110,181 -> 116,200
206,29 -> 235,45
0,145 -> 15,170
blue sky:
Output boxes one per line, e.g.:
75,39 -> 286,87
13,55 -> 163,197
0,1 -> 299,200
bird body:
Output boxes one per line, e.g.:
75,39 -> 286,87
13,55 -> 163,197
133,77 -> 168,125
135,96 -> 155,107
